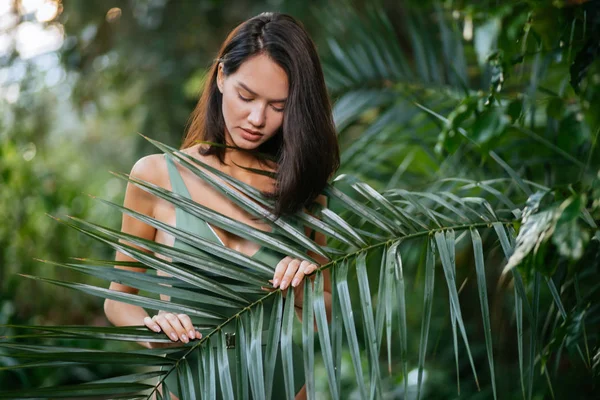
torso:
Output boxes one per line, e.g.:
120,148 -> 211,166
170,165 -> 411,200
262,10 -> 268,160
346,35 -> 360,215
147,144 -> 278,258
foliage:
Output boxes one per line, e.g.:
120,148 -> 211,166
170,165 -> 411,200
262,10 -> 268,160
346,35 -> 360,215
0,0 -> 599,399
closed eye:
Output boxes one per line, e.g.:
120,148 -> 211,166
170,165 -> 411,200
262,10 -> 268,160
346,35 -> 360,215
239,92 -> 284,112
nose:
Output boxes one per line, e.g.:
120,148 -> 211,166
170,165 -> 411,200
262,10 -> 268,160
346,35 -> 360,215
248,103 -> 266,128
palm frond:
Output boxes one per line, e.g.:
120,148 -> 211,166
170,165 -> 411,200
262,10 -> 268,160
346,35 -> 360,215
1,136 -> 531,399
3,2 -> 599,397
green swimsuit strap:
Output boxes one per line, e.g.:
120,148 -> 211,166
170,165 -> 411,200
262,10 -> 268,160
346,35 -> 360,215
164,154 -> 205,235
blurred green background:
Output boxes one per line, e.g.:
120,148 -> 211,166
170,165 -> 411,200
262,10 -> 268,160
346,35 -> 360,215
1,0 -> 599,398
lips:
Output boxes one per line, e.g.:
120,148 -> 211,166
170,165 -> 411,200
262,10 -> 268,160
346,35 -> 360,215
241,128 -> 262,136
239,127 -> 263,142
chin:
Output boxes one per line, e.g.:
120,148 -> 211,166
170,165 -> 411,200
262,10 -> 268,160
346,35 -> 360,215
229,135 -> 255,148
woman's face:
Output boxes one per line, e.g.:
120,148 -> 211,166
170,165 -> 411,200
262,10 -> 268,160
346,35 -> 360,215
217,53 -> 289,149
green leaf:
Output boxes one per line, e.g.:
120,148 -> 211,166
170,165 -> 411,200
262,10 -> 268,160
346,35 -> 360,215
388,189 -> 442,228
356,252 -> 382,399
314,270 -> 339,399
178,357 -> 196,400
439,191 -> 491,222
375,246 -> 389,354
235,316 -> 249,400
330,265 -> 343,396
293,211 -> 360,248
302,277 -> 316,400
248,304 -> 265,399
503,191 -> 555,273
384,247 -> 394,376
392,242 -> 408,395
445,229 -> 461,395
489,151 -> 532,196
335,260 -> 367,398
324,184 -> 397,234
91,370 -> 166,384
0,347 -> 173,367
515,277 -> 526,399
57,216 -> 251,303
417,239 -> 436,400
410,192 -> 471,223
162,374 -> 172,400
458,180 -> 521,218
1,325 -> 176,343
552,196 -> 590,260
204,342 -> 217,400
352,182 -> 411,234
264,292 -> 283,400
0,383 -> 153,399
529,273 -> 541,400
92,186 -> 296,275
471,108 -> 509,145
434,231 -> 479,389
280,287 -> 296,400
19,274 -> 223,320
40,260 -> 243,309
216,331 -> 235,400
321,208 -> 368,247
471,228 -> 497,399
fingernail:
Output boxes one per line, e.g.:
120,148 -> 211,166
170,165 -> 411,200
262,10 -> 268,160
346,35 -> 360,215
154,326 -> 161,332
182,334 -> 188,343
170,332 -> 178,341
291,278 -> 299,287
273,279 -> 279,288
281,280 -> 288,289
189,330 -> 195,338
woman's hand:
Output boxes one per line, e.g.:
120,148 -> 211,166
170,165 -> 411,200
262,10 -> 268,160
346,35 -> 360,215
143,311 -> 202,344
267,256 -> 319,292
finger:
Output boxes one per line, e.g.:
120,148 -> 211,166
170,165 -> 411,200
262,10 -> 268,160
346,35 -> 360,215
143,316 -> 161,333
305,262 -> 318,275
273,256 -> 292,288
154,313 -> 188,343
280,259 -> 301,290
165,313 -> 190,343
291,261 -> 313,288
177,314 -> 197,341
152,314 -> 179,342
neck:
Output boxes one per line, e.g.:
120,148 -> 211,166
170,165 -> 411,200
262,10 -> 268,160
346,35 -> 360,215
220,130 -> 261,176
223,147 -> 258,170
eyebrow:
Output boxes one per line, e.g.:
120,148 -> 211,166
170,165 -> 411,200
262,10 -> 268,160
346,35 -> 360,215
237,81 -> 287,103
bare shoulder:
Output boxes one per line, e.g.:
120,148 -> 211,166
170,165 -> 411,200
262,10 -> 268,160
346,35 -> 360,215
129,153 -> 168,187
123,153 -> 170,212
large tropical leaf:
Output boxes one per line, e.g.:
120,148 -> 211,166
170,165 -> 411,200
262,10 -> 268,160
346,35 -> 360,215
2,1 -> 599,399
2,133 -> 596,399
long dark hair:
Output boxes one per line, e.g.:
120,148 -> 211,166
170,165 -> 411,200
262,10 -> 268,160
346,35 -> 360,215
181,12 -> 339,216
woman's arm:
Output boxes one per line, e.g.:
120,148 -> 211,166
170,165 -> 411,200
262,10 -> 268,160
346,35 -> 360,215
103,155 -> 200,348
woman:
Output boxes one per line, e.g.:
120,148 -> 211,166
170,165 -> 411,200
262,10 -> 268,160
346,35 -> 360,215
104,12 -> 339,399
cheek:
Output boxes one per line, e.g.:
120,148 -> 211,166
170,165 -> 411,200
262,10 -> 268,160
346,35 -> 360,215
221,91 -> 244,124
